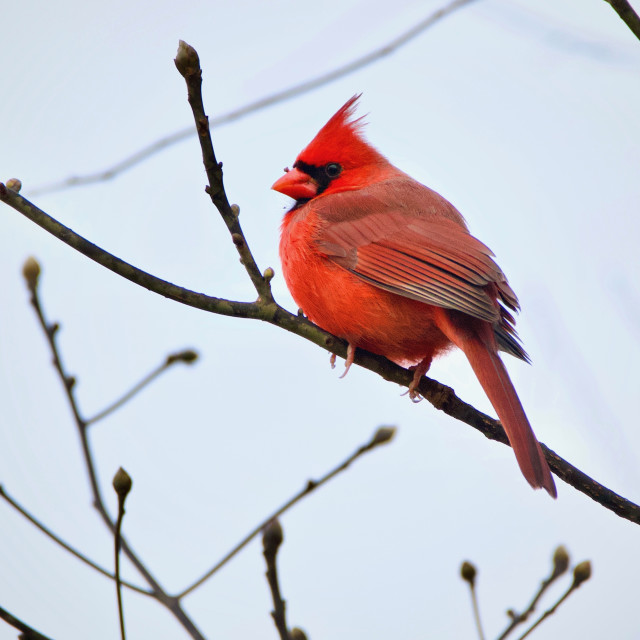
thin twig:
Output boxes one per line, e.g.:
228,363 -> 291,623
460,562 -> 485,640
113,468 -> 132,640
115,516 -> 127,640
516,561 -> 592,640
28,0 -> 477,197
86,350 -> 198,426
87,360 -> 169,426
496,546 -> 569,640
3,183 -> 640,528
175,40 -> 274,303
0,605 -> 55,640
470,585 -> 485,640
17,261 -> 206,640
178,426 -> 396,597
514,588 -> 573,640
0,485 -> 151,596
604,0 -> 640,41
262,520 -> 289,640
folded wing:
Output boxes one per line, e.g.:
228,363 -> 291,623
313,178 -> 528,361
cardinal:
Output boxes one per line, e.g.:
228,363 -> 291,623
272,96 -> 556,497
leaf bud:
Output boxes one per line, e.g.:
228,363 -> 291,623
262,518 -> 284,553
174,40 -> 200,77
572,561 -> 592,588
460,561 -> 477,586
6,178 -> 22,193
166,349 -> 199,365
551,545 -> 569,578
370,425 -> 397,447
112,467 -> 133,499
22,256 -> 41,290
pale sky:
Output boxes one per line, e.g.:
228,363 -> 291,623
1,1 -> 640,639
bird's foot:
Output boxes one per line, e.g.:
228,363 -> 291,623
339,343 -> 356,379
404,356 -> 432,402
407,372 -> 424,403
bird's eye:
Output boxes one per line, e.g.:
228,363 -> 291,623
325,163 -> 342,178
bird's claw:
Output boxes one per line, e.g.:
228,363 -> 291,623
404,356 -> 431,402
338,343 -> 356,379
402,383 -> 423,402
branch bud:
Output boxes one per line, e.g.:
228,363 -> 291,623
572,561 -> 592,588
370,425 -> 397,447
263,267 -> 275,283
262,518 -> 284,554
22,256 -> 41,290
551,545 -> 569,578
289,628 -> 308,640
460,561 -> 477,586
113,467 -> 133,499
174,40 -> 201,77
6,178 -> 22,193
166,349 -> 199,366
230,204 -> 240,217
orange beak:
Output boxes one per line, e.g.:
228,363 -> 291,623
271,167 -> 318,200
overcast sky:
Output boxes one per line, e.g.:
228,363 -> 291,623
1,1 -> 640,639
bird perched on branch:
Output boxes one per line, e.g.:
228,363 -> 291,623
273,95 -> 556,497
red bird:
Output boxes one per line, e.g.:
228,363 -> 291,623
272,96 -> 556,497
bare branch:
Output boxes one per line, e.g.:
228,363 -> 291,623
113,468 -> 133,640
14,251 -> 206,640
496,546 -> 571,640
0,605 -> 55,640
460,561 -> 485,640
178,425 -> 397,598
0,485 -> 151,596
86,350 -> 199,426
604,0 -> 640,41
262,519 -> 289,640
28,0 -> 477,196
516,561 -> 592,640
174,40 -> 273,302
2,184 -> 640,526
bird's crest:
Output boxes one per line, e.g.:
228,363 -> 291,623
297,95 -> 384,169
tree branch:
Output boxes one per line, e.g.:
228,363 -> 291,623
174,41 -> 273,302
262,519 -> 289,640
15,252 -> 206,640
178,426 -> 396,598
516,561 -> 592,640
113,468 -> 133,640
0,485 -> 151,596
85,350 -> 199,426
2,183 -> 639,526
604,0 -> 640,41
496,546 -> 569,640
0,605 -> 54,640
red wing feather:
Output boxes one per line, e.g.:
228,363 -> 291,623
313,179 -> 527,360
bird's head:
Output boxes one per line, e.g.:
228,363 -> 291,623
272,95 -> 388,204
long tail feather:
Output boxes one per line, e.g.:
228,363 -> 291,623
436,310 -> 557,497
